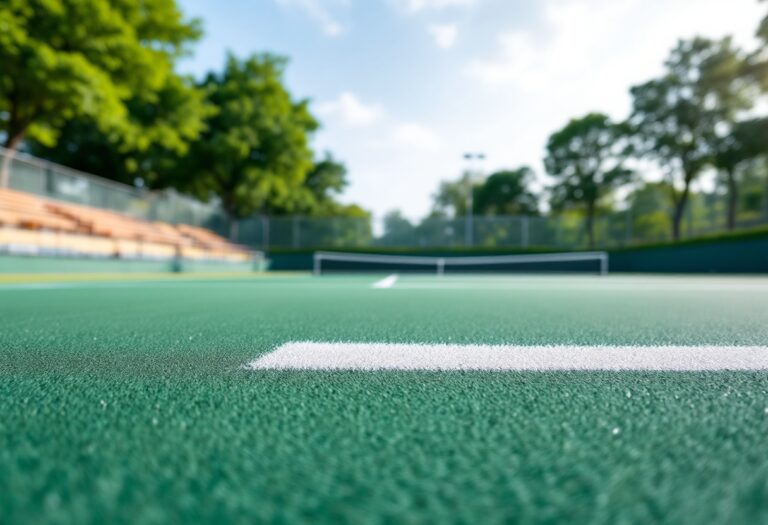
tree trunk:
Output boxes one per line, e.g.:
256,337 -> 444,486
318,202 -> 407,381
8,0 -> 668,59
725,168 -> 738,230
220,191 -> 237,241
0,130 -> 26,188
671,180 -> 692,241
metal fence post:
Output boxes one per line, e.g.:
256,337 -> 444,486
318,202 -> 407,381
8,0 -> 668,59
45,166 -> 55,194
465,214 -> 473,247
262,216 -> 270,250
521,216 -> 530,249
293,216 -> 300,249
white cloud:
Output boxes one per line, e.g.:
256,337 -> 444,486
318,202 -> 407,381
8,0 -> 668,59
428,24 -> 458,49
316,92 -> 385,127
395,0 -> 478,13
275,0 -> 345,36
465,0 -> 759,120
390,123 -> 441,150
466,31 -> 539,87
466,0 -> 762,98
466,0 -> 638,90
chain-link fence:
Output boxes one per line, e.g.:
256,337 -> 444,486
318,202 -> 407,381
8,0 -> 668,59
230,206 -> 768,251
4,147 -> 768,251
2,147 -> 229,234
231,216 -> 374,249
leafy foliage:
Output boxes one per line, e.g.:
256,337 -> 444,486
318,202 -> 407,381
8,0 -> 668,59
177,54 -> 319,219
432,167 -> 539,218
626,182 -> 674,242
629,37 -> 752,239
284,153 -> 364,217
474,168 -> 539,216
431,175 -> 472,217
2,1 -> 366,222
27,73 -> 213,187
712,118 -> 768,228
545,113 -> 632,246
0,0 -> 201,149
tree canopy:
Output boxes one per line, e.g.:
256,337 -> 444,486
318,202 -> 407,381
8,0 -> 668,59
290,153 -> 350,216
545,113 -> 632,247
713,117 -> 768,228
0,0 -> 202,184
473,168 -> 539,216
177,53 -> 318,220
27,73 -> 213,187
629,37 -> 752,239
431,174 -> 473,217
432,167 -> 538,218
1,0 -> 367,223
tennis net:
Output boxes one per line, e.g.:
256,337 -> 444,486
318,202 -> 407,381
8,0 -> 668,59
313,251 -> 609,275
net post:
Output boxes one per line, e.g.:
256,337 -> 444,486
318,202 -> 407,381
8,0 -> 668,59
313,252 -> 322,276
437,258 -> 445,277
600,253 -> 608,276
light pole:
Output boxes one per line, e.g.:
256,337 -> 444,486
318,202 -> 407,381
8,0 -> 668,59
463,152 -> 485,247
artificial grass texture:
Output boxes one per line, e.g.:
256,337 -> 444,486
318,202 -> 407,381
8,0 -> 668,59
1,275 -> 768,524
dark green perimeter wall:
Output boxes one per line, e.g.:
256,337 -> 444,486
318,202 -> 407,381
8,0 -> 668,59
609,236 -> 768,273
266,231 -> 768,274
1,230 -> 766,274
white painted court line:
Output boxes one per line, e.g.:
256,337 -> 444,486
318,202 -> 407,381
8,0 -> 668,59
248,342 -> 768,371
390,277 -> 768,292
392,283 -> 768,291
371,274 -> 399,289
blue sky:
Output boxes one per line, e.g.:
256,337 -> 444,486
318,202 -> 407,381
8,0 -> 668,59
179,0 -> 764,220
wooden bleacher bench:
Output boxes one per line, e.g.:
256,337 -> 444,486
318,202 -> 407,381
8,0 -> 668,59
1,188 -> 252,262
0,189 -> 80,231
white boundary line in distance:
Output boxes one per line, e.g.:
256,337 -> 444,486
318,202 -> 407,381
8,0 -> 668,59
372,274 -> 399,289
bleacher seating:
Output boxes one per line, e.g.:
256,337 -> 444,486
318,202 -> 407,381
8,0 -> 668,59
0,188 -> 79,232
0,188 -> 252,262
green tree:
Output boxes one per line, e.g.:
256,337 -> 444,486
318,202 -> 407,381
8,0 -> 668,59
626,182 -> 674,242
629,37 -> 750,240
698,37 -> 759,230
305,154 -> 347,204
474,167 -> 539,216
179,53 -> 318,230
0,0 -> 201,185
287,153 -> 353,216
545,113 -> 632,248
713,118 -> 768,229
753,0 -> 768,82
27,73 -> 213,187
431,174 -> 474,217
379,210 -> 416,246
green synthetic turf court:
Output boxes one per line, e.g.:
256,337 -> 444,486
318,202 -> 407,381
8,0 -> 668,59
2,273 -> 768,524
